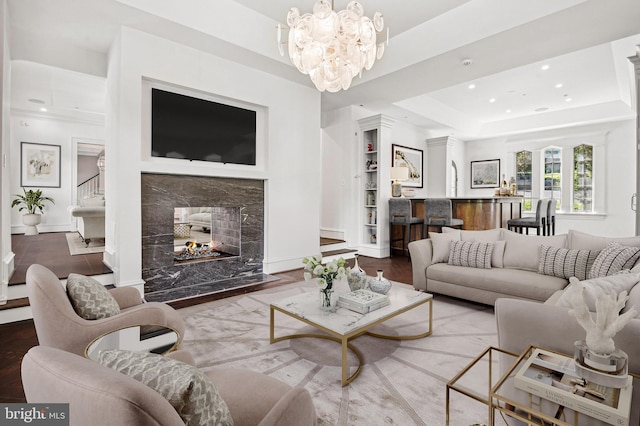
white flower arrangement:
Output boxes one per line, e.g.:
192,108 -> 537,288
302,255 -> 348,290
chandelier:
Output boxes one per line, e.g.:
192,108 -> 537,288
277,0 -> 388,92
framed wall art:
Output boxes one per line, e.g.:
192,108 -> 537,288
392,144 -> 423,188
470,159 -> 500,189
20,142 -> 61,188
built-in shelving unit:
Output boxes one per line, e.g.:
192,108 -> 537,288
357,114 -> 395,258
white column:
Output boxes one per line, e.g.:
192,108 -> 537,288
628,51 -> 640,235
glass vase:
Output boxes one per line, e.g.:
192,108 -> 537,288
319,288 -> 335,311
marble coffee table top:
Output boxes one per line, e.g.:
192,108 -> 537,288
271,284 -> 432,336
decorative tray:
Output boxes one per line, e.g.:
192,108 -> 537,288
338,289 -> 390,314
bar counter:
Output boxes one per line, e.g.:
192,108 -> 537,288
409,197 -> 522,231
450,197 -> 522,230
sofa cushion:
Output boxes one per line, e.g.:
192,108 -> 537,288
502,230 -> 567,272
589,242 -> 640,278
427,263 -> 567,301
448,241 -> 493,269
567,229 -> 640,250
555,273 -> 640,311
538,245 -> 600,280
430,232 -> 460,263
98,350 -> 233,426
66,273 -> 120,320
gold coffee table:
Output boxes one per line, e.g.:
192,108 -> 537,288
270,284 -> 433,386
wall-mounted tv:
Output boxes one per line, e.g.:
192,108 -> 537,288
151,88 -> 257,166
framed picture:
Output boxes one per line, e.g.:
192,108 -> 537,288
20,142 -> 61,188
392,144 -> 423,188
470,159 -> 500,188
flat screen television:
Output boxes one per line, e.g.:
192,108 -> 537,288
151,88 -> 257,166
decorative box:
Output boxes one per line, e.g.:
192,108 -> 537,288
338,289 -> 390,314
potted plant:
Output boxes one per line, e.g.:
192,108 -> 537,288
11,188 -> 55,235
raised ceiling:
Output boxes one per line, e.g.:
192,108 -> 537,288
7,0 -> 640,139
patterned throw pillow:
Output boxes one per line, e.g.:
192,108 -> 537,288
98,350 -> 234,426
66,273 -> 121,320
448,241 -> 493,269
538,245 -> 600,280
589,242 -> 640,278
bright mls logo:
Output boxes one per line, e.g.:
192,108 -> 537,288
1,404 -> 68,425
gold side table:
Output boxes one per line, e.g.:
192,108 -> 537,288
446,346 -> 519,426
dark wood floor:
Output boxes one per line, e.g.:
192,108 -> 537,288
0,233 -> 413,403
9,232 -> 111,285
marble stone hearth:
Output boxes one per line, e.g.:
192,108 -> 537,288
141,173 -> 276,302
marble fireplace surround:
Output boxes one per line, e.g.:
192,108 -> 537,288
141,173 -> 274,302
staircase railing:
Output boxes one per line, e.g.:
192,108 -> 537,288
77,174 -> 100,201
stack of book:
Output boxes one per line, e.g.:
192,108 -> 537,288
338,290 -> 389,314
514,348 -> 633,426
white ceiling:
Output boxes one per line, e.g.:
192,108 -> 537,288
7,0 -> 640,139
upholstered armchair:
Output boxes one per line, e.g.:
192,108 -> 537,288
22,346 -> 317,426
26,264 -> 185,357
69,195 -> 105,246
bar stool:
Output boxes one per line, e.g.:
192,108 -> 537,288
546,198 -> 557,235
507,199 -> 549,235
389,198 -> 424,258
423,198 -> 463,237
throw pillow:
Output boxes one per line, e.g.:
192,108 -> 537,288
588,242 -> 640,278
555,273 -> 640,311
66,273 -> 120,320
430,231 -> 460,264
98,350 -> 234,426
538,245 -> 600,280
448,240 -> 494,269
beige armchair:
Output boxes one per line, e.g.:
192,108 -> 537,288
26,264 -> 185,357
22,346 -> 317,426
69,205 -> 105,246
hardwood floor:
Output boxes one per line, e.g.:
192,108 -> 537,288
0,233 -> 415,403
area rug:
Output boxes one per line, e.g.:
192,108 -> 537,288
65,232 -> 105,255
180,280 -> 501,425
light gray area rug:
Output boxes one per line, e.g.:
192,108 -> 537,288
65,232 -> 105,255
180,281 -> 500,425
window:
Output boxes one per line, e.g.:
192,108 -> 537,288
573,144 -> 593,212
544,147 -> 561,207
515,151 -> 533,211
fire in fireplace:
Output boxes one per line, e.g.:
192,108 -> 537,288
174,240 -> 235,264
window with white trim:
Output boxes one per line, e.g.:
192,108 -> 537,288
544,147 -> 561,208
573,144 -> 593,212
515,150 -> 533,212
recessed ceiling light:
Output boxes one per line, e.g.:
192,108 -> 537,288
535,107 -> 549,112
40,107 -> 47,112
489,98 -> 496,103
468,84 -> 476,89
28,98 -> 45,104
506,109 -> 512,113
555,83 -> 563,89
565,98 -> 572,102
541,65 -> 550,71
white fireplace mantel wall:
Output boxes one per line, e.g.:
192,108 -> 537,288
106,27 -> 321,291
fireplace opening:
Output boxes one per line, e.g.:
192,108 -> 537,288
173,206 -> 241,264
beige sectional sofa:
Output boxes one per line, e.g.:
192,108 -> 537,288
408,228 -> 640,306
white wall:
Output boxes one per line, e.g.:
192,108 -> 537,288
1,0 -> 12,303
107,27 -> 321,289
464,120 -> 636,237
9,112 -> 105,234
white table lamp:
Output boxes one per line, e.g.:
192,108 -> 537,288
390,166 -> 409,197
